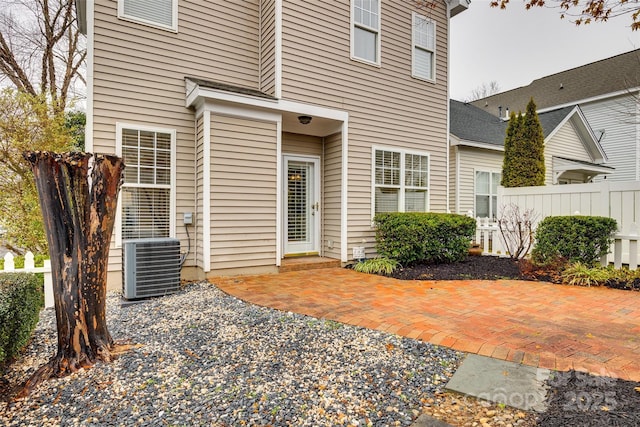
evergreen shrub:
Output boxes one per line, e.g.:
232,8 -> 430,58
0,273 -> 43,367
374,212 -> 476,266
532,216 -> 617,266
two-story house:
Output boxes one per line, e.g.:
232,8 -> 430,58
78,0 -> 469,288
471,49 -> 640,183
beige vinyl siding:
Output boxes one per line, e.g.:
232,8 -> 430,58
282,132 -> 322,157
195,115 -> 205,270
93,1 -> 262,285
323,132 -> 343,260
456,147 -> 504,217
280,1 -> 449,256
209,115 -> 278,271
545,121 -> 593,184
260,0 -> 277,95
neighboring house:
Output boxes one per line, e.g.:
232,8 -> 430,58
471,49 -> 640,182
78,0 -> 470,288
449,100 -> 612,218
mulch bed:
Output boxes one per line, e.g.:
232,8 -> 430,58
388,255 -> 640,426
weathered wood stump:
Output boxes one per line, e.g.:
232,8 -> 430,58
18,151 -> 124,397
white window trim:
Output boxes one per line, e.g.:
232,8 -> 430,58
371,146 -> 430,218
411,12 -> 436,83
117,0 -> 178,33
473,169 -> 501,220
350,0 -> 381,66
115,122 -> 177,248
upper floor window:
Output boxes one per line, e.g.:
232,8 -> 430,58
118,0 -> 178,32
373,148 -> 429,214
412,13 -> 435,81
352,0 -> 380,65
116,123 -> 176,246
475,171 -> 500,220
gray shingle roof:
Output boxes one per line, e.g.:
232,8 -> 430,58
469,49 -> 640,115
450,100 -> 576,146
185,77 -> 277,100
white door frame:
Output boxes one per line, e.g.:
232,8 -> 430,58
283,154 -> 321,255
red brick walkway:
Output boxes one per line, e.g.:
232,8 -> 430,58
214,268 -> 640,382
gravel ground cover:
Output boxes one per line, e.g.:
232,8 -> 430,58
1,282 -> 463,427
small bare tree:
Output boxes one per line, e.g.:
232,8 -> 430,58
497,203 -> 538,259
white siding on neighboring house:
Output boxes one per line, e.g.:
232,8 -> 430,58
454,147 -> 503,216
209,115 -> 278,273
544,120 -> 593,184
581,94 -> 639,181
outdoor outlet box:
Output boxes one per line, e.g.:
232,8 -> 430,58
183,212 -> 193,225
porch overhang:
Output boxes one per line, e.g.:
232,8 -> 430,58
185,77 -> 350,265
552,156 -> 614,184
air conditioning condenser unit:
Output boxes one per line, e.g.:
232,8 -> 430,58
123,238 -> 181,300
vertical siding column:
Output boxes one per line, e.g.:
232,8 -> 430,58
341,120 -> 349,263
203,110 -> 212,272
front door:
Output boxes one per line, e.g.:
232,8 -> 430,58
284,155 -> 320,255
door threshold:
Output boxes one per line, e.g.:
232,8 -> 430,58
283,252 -> 319,258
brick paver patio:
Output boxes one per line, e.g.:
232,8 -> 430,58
215,268 -> 640,382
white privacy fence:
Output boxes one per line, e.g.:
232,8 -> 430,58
1,252 -> 54,308
473,180 -> 640,270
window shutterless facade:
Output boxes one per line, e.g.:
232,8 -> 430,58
373,148 -> 429,214
412,12 -> 435,81
475,171 -> 501,219
118,0 -> 178,32
351,0 -> 381,65
115,123 -> 176,246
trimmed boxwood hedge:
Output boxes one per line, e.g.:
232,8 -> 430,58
531,215 -> 617,266
374,212 -> 476,266
0,273 -> 43,368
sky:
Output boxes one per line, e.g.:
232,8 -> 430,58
449,1 -> 640,101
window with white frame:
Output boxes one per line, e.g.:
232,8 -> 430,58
118,125 -> 175,243
118,0 -> 177,32
374,149 -> 429,213
412,13 -> 435,81
352,0 -> 380,64
475,171 -> 501,219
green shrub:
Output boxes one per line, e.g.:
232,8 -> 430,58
0,273 -> 44,368
374,212 -> 476,266
353,257 -> 400,275
532,216 -> 617,266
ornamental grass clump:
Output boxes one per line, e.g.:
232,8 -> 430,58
353,257 -> 400,276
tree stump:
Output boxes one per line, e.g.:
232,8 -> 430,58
18,151 -> 124,397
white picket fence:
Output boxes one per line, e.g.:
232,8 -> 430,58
0,252 -> 54,308
474,218 -> 639,271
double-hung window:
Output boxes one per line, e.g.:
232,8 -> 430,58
412,13 -> 435,81
475,171 -> 501,219
374,148 -> 429,214
117,124 -> 175,245
352,0 -> 380,65
118,0 -> 178,32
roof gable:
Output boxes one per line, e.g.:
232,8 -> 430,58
450,101 -> 607,163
